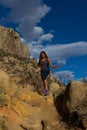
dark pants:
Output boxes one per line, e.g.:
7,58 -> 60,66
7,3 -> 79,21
41,69 -> 50,80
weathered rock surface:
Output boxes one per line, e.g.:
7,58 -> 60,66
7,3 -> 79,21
64,81 -> 87,129
0,69 -> 68,130
0,25 -> 67,130
54,81 -> 87,129
0,25 -> 29,58
0,25 -> 86,130
63,81 -> 87,114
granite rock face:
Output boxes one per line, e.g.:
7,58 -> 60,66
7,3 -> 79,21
0,69 -> 67,130
54,81 -> 87,129
0,26 -> 68,130
0,25 -> 29,58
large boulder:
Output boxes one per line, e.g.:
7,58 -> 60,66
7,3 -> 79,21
49,82 -> 60,94
0,25 -> 29,58
62,81 -> 87,128
0,68 -> 70,130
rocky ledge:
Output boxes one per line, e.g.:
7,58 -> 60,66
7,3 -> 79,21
0,25 -> 29,59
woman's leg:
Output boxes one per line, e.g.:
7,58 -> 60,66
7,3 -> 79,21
43,79 -> 48,90
43,79 -> 49,95
41,70 -> 50,95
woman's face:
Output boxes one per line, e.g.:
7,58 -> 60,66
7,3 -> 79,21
41,52 -> 46,58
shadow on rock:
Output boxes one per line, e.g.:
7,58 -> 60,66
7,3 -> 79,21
54,91 -> 69,123
54,82 -> 86,130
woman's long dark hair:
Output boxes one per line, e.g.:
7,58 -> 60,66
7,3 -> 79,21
37,51 -> 48,66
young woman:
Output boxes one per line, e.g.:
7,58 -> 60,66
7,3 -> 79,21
37,51 -> 58,96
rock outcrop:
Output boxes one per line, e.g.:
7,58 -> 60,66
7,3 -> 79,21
0,69 -> 67,130
0,25 -> 66,130
0,25 -> 29,58
54,81 -> 87,129
0,25 -> 87,130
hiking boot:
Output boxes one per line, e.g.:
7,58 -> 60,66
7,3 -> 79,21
44,89 -> 49,96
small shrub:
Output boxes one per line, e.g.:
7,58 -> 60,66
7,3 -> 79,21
0,118 -> 8,130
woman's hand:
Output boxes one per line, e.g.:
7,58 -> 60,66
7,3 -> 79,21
48,58 -> 58,69
53,65 -> 59,69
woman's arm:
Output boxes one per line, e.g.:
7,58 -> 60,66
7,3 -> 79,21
48,58 -> 58,68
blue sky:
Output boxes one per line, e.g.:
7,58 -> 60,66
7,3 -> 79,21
0,0 -> 87,82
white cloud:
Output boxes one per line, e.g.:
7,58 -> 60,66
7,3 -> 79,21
45,41 -> 87,60
79,77 -> 87,82
66,64 -> 78,69
20,37 -> 26,44
0,0 -> 51,41
38,33 -> 54,44
54,70 -> 75,83
27,26 -> 44,41
27,41 -> 87,64
34,27 -> 43,35
54,70 -> 74,78
57,60 -> 66,66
